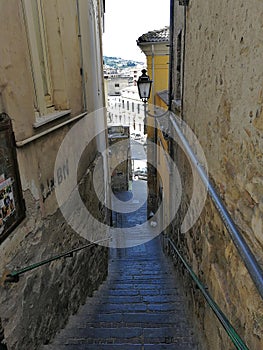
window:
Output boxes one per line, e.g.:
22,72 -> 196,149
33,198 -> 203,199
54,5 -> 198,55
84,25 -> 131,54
22,0 -> 70,124
122,100 -> 124,109
23,0 -> 53,115
127,101 -> 129,110
132,102 -> 134,112
137,104 -> 140,114
115,83 -> 120,87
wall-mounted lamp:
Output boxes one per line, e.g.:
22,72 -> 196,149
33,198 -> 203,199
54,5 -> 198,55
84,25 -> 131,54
137,69 -> 152,103
137,69 -> 170,136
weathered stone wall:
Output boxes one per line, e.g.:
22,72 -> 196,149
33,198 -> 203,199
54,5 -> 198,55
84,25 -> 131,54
0,153 -> 109,350
167,1 -> 263,349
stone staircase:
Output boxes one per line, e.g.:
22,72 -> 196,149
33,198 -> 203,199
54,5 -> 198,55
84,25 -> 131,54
43,237 -> 200,349
43,185 -> 201,349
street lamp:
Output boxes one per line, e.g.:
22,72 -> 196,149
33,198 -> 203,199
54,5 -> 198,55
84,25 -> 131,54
137,69 -> 152,134
137,69 -> 169,135
137,69 -> 152,103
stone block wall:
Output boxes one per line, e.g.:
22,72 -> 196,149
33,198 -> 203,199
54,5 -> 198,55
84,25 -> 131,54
166,1 -> 263,349
166,139 -> 263,349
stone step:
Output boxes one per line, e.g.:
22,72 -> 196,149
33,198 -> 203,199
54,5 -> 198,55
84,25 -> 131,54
94,288 -> 181,297
104,277 -> 177,283
45,342 -> 198,350
52,326 -> 196,344
67,321 -> 193,329
109,270 -> 173,280
84,294 -> 181,304
61,312 -> 188,325
95,283 -> 177,291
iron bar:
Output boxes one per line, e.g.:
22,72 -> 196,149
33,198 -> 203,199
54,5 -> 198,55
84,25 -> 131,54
167,237 -> 249,350
6,237 -> 111,282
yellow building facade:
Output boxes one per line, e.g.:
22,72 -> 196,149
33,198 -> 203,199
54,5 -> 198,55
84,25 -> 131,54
137,27 -> 170,216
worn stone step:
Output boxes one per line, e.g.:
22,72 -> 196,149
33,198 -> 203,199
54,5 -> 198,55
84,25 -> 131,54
79,302 -> 184,314
45,343 -> 198,350
84,294 -> 181,304
108,269 -> 174,275
61,312 -> 194,326
72,322 -> 193,329
104,278 -> 177,285
106,274 -> 175,280
96,283 -> 177,291
53,327 -> 195,343
94,288 -> 181,297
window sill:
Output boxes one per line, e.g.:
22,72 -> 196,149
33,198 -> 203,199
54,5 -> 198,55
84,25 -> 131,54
16,111 -> 87,147
33,110 -> 71,128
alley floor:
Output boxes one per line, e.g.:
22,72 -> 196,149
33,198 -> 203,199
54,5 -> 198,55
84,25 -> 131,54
43,177 -> 201,349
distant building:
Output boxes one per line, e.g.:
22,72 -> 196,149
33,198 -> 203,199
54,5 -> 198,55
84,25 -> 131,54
106,77 -> 133,96
104,63 -> 145,96
107,86 -> 145,137
108,125 -> 131,192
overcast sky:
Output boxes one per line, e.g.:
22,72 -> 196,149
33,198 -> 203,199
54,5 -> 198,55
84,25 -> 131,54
102,0 -> 170,62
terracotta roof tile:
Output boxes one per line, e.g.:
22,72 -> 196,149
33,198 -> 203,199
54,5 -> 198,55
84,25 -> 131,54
137,26 -> 170,44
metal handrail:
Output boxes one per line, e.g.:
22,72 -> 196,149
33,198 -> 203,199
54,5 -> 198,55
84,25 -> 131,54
5,237 -> 111,282
169,113 -> 263,299
167,237 -> 249,350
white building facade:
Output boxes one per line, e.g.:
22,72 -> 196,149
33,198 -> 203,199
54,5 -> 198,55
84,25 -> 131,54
107,85 -> 146,137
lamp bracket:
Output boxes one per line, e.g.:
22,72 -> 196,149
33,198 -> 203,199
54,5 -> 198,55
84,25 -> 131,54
179,0 -> 189,6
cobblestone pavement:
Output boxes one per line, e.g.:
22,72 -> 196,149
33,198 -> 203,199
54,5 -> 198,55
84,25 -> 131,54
43,183 -> 200,349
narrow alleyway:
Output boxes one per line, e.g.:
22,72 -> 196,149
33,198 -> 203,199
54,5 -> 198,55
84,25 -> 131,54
43,190 -> 200,348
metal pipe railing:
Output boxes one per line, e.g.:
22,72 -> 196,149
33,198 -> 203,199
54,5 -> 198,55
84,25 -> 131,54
5,237 -> 111,283
169,113 -> 263,299
167,237 -> 249,350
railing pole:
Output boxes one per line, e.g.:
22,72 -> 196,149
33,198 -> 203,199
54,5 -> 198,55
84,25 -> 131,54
167,237 -> 250,350
5,237 -> 111,283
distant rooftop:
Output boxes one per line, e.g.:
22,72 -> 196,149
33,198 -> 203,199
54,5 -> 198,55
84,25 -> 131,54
137,26 -> 169,44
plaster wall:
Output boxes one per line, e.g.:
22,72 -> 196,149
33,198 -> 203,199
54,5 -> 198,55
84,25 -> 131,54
0,1 -> 109,348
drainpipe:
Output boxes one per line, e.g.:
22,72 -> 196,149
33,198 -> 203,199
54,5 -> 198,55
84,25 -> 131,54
151,44 -> 155,105
76,0 -> 87,111
168,0 -> 175,110
181,3 -> 187,119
